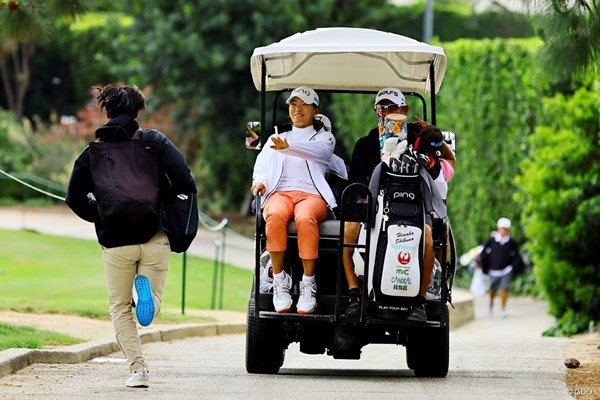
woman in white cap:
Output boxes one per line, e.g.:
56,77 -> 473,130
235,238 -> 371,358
478,217 -> 523,318
251,86 -> 336,315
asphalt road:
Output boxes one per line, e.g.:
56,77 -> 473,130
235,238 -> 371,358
0,296 -> 573,400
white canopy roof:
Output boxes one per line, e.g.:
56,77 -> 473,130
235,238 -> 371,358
250,27 -> 447,95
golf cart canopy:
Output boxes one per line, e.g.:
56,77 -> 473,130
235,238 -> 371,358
250,27 -> 447,96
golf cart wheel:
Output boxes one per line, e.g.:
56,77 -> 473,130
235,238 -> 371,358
406,303 -> 449,377
245,299 -> 286,374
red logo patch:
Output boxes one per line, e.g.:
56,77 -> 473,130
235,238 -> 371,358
398,251 -> 411,265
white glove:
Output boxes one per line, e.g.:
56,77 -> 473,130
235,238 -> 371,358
381,137 -> 398,165
391,140 -> 407,161
381,138 -> 408,166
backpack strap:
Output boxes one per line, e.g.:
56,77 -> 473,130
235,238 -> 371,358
132,128 -> 143,140
94,127 -> 143,143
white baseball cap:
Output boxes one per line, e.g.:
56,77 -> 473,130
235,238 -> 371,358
374,87 -> 407,106
497,217 -> 511,229
286,86 -> 320,106
315,114 -> 332,131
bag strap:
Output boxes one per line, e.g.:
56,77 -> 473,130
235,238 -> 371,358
93,127 -> 143,143
132,128 -> 143,140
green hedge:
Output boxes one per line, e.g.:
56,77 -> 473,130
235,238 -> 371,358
436,38 -> 547,257
331,38 -> 548,267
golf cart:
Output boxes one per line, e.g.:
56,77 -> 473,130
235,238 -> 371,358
245,27 -> 456,377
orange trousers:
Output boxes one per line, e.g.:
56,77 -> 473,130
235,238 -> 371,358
263,191 -> 329,260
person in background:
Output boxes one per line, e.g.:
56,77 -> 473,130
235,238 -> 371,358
245,123 -> 260,149
414,124 -> 455,200
66,84 -> 196,388
477,217 -> 522,318
316,113 -> 348,179
251,86 -> 336,315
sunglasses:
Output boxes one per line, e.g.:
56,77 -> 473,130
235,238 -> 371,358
375,104 -> 403,113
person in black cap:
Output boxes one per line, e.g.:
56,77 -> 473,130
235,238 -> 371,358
342,87 -> 455,321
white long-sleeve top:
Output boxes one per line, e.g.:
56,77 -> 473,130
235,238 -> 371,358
252,125 -> 337,210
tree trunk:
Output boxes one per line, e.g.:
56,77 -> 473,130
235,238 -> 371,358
0,43 -> 33,120
0,56 -> 17,114
15,44 -> 34,120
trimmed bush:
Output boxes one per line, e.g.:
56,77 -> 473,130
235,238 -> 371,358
516,81 -> 600,335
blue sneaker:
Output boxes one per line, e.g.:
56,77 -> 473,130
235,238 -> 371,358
134,275 -> 155,327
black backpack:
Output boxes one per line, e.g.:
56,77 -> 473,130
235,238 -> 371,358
89,129 -> 160,223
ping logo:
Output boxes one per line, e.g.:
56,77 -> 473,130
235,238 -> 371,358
392,191 -> 415,200
295,88 -> 311,96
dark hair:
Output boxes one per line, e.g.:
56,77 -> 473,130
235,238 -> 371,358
416,125 -> 444,155
312,117 -> 325,132
95,84 -> 146,118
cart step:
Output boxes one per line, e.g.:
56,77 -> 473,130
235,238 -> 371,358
259,311 -> 335,322
258,311 -> 443,328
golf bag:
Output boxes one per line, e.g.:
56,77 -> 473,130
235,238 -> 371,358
369,167 -> 425,304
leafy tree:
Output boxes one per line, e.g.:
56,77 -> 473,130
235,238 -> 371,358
510,0 -> 600,335
0,109 -> 31,169
2,0 -> 538,211
0,0 -> 97,118
0,109 -> 34,199
112,0 -> 397,211
516,80 -> 600,335
19,11 -> 133,120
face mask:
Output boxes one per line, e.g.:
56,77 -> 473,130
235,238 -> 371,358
379,113 -> 407,150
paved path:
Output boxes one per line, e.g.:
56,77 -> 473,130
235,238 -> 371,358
0,296 -> 575,400
0,206 -> 255,270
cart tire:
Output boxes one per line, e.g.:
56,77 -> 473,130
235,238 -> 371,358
406,304 -> 449,377
245,299 -> 286,374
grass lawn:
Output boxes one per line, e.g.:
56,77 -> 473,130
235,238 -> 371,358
0,229 -> 253,321
0,323 -> 84,350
